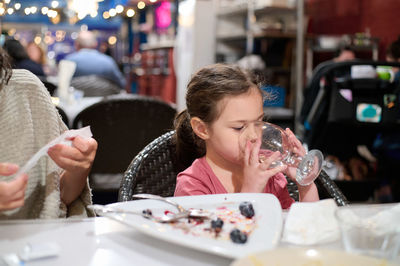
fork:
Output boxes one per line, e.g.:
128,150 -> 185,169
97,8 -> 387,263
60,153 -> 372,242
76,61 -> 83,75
88,204 -> 191,223
132,193 -> 212,219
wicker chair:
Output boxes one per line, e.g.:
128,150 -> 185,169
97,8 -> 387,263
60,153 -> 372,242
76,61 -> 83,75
55,106 -> 69,127
119,131 -> 349,206
73,94 -> 176,204
71,75 -> 122,97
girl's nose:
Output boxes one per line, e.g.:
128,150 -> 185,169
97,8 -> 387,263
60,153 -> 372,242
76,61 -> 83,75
246,124 -> 261,143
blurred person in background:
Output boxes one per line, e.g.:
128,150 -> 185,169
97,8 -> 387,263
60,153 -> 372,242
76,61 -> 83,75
99,40 -> 112,57
333,45 -> 356,62
386,35 -> 400,82
26,42 -> 46,67
65,31 -> 126,88
3,38 -> 45,77
0,47 -> 98,218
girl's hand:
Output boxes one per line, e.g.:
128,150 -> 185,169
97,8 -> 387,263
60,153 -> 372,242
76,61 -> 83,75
0,163 -> 28,211
283,129 -> 319,201
284,128 -> 306,183
241,139 -> 286,192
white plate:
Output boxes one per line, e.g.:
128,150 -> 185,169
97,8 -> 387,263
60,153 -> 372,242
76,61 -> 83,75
101,193 -> 282,259
231,248 -> 398,266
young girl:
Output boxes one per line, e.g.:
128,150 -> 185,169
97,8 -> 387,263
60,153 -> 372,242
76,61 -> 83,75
173,64 -> 319,209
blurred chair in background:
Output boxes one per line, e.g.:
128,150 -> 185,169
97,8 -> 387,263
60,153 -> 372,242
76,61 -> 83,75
70,75 -> 121,97
119,131 -> 178,201
73,94 -> 176,204
55,106 -> 69,127
39,77 -> 57,96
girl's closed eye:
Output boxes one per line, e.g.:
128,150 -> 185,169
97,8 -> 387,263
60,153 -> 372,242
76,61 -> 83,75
232,125 -> 244,131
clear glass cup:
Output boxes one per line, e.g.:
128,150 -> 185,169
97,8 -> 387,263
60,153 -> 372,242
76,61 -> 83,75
239,122 -> 324,186
335,204 -> 400,261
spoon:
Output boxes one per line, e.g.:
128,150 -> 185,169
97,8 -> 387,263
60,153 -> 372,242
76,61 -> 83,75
132,193 -> 212,219
88,204 -> 191,223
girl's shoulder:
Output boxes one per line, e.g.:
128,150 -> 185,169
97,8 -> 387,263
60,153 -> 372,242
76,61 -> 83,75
178,157 -> 208,177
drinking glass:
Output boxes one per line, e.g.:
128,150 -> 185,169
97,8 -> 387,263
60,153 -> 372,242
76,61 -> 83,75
239,122 -> 324,186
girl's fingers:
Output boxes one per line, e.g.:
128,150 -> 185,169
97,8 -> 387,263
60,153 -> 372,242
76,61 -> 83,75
243,141 -> 251,166
285,128 -> 306,156
249,139 -> 261,165
259,151 -> 283,170
266,165 -> 287,177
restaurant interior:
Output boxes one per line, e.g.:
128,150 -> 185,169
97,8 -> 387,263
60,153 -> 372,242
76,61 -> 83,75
0,0 -> 400,265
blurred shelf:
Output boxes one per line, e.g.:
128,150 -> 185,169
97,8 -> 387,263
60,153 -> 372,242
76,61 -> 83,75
311,45 -> 378,53
216,34 -> 247,41
263,107 -> 294,120
140,41 -> 175,51
217,5 -> 295,17
217,31 -> 296,41
216,4 -> 248,16
254,31 -> 297,39
255,6 -> 296,15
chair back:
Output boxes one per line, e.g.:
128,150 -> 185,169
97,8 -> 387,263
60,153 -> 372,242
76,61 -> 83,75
119,131 -> 349,206
119,131 -> 178,201
73,94 -> 176,203
71,75 -> 121,97
55,106 -> 69,127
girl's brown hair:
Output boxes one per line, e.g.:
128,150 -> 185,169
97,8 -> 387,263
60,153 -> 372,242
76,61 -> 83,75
174,63 -> 263,168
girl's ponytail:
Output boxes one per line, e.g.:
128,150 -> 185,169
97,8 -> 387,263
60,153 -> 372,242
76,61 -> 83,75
174,109 -> 204,171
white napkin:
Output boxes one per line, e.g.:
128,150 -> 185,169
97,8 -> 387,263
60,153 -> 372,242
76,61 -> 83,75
338,203 -> 400,236
58,60 -> 76,102
281,199 -> 340,245
14,126 -> 92,177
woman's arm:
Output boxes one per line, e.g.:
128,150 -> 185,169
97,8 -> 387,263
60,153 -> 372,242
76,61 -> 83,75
48,136 -> 97,205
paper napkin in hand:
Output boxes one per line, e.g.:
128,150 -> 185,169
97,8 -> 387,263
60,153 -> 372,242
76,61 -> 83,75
281,199 -> 340,245
14,126 -> 92,177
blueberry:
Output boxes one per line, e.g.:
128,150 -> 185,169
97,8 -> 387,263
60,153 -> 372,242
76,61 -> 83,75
230,229 -> 248,244
142,209 -> 152,217
239,201 -> 255,218
211,218 -> 224,229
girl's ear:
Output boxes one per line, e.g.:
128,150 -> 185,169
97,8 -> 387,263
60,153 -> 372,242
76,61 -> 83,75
190,117 -> 209,140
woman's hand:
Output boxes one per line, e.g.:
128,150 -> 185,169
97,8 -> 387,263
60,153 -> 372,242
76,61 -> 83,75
48,136 -> 97,205
241,139 -> 286,193
0,163 -> 28,210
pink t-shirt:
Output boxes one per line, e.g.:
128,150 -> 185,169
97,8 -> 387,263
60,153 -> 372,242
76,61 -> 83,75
174,157 -> 294,209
